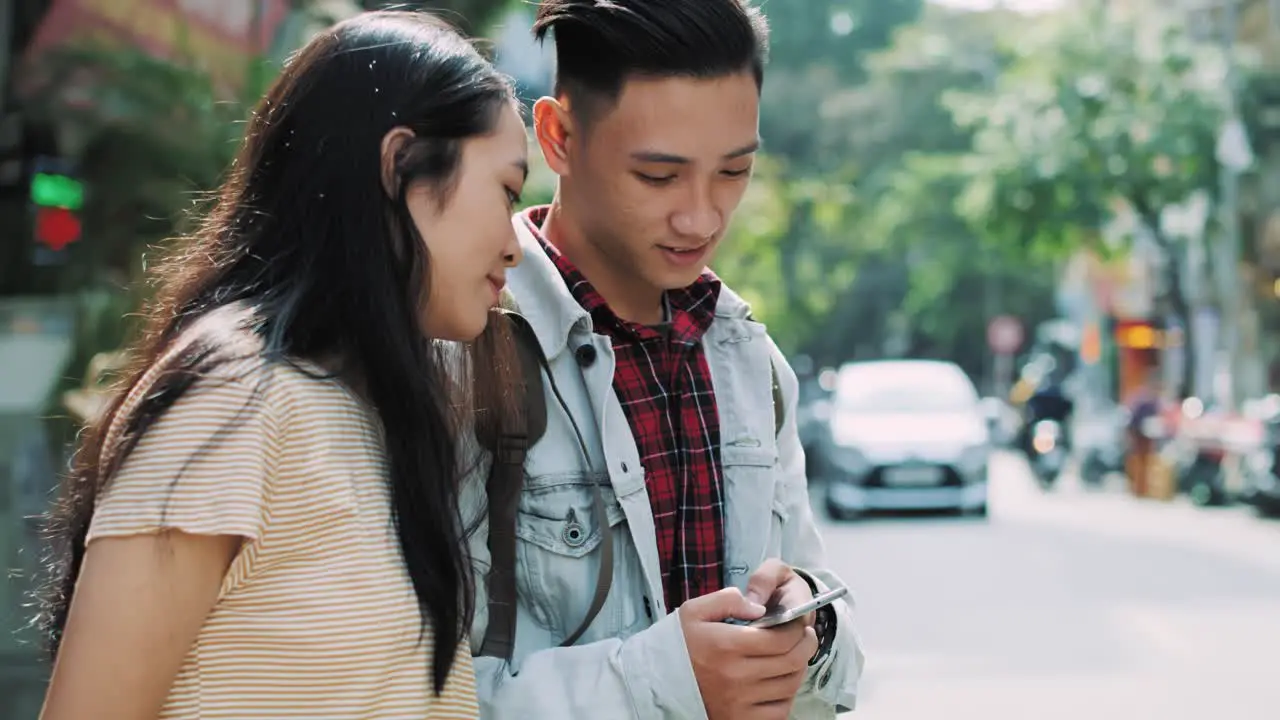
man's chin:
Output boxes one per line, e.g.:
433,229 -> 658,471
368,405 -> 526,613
656,276 -> 704,293
653,264 -> 712,290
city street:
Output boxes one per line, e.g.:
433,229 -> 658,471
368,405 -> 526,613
825,453 -> 1280,720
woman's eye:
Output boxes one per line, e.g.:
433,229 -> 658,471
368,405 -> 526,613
722,167 -> 752,178
505,187 -> 522,206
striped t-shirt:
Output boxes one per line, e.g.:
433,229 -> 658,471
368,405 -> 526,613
87,357 -> 479,719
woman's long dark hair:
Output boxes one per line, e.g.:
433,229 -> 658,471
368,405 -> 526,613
38,11 -> 519,694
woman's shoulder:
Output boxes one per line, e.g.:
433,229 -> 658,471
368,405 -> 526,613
258,359 -> 375,431
116,312 -> 369,444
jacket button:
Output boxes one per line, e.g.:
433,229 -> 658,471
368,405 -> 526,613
575,344 -> 597,367
562,521 -> 587,547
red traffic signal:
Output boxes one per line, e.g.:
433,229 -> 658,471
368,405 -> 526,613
35,206 -> 82,251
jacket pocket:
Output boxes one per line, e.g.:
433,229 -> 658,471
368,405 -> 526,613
721,444 -> 785,580
515,472 -> 639,639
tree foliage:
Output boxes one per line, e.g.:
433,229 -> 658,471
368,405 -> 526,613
948,1 -> 1227,255
12,0 -> 1244,395
717,1 -> 1058,378
942,0 -> 1231,393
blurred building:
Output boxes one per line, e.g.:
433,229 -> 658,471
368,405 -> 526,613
1177,0 -> 1280,403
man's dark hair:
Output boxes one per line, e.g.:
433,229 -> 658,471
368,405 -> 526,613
533,0 -> 769,119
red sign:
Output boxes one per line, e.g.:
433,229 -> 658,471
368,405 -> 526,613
987,315 -> 1024,355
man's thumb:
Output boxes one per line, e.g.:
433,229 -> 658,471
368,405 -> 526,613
681,587 -> 767,623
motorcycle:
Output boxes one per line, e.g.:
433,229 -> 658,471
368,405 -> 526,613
1029,419 -> 1067,488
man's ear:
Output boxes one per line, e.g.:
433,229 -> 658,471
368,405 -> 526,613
532,97 -> 575,177
379,126 -> 415,197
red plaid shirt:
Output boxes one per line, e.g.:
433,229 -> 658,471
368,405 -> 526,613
521,207 -> 725,610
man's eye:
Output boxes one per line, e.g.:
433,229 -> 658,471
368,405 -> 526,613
722,167 -> 752,178
635,172 -> 676,185
505,187 -> 522,206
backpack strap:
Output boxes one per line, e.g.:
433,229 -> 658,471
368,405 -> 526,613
477,312 -> 546,661
476,309 -> 614,661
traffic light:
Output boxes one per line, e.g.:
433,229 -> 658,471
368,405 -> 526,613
31,171 -> 84,210
34,206 -> 82,251
29,158 -> 83,261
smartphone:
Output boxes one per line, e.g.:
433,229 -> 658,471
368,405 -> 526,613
725,585 -> 849,628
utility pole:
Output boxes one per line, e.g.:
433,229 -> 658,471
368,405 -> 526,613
1213,0 -> 1254,411
982,0 -> 1007,397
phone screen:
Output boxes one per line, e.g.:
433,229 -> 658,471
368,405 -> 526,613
725,585 -> 848,628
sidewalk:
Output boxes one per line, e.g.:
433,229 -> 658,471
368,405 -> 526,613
991,453 -> 1280,574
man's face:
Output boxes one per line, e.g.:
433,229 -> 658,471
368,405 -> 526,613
556,72 -> 760,294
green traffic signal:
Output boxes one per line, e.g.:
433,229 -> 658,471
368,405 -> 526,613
30,172 -> 84,210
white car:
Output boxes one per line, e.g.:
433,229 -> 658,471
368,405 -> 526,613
820,359 -> 991,519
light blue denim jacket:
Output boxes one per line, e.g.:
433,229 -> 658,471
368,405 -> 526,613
462,216 -> 865,718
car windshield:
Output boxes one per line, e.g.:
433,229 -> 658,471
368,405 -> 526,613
834,364 -> 978,414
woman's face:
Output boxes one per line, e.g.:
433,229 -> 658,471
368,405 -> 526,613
393,105 -> 527,342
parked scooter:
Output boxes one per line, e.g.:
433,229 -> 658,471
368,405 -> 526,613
1239,396 -> 1280,515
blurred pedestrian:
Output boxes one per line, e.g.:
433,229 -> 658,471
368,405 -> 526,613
1125,374 -> 1163,497
37,11 -> 526,719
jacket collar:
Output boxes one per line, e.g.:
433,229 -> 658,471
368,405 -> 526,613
505,211 -> 755,361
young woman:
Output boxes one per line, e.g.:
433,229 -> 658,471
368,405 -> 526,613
37,11 -> 527,719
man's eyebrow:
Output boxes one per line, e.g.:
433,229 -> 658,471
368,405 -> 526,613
630,150 -> 690,164
724,140 -> 761,159
629,140 -> 762,165
513,159 -> 529,180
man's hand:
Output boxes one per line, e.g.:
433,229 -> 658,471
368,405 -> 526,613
747,558 -> 817,628
678,586 -> 819,720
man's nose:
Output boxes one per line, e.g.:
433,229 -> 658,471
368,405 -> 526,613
671,188 -> 722,240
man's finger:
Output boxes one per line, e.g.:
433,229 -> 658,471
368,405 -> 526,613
745,559 -> 792,606
735,619 -> 806,658
681,587 -> 767,623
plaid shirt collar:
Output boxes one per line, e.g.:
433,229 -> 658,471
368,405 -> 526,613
519,206 -> 721,346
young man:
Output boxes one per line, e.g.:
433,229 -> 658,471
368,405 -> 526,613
464,1 -> 864,717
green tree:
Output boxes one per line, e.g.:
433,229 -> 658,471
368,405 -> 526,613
771,3 -> 1057,376
712,0 -> 924,357
947,0 -> 1228,394
19,47 -> 250,295
719,156 -> 859,352
861,153 -> 1058,378
761,0 -> 924,170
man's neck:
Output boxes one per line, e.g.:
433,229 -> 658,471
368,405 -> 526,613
541,199 -> 665,325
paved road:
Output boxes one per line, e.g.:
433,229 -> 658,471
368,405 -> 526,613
823,452 -> 1280,720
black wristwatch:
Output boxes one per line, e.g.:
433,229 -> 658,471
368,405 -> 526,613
795,570 -> 837,666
